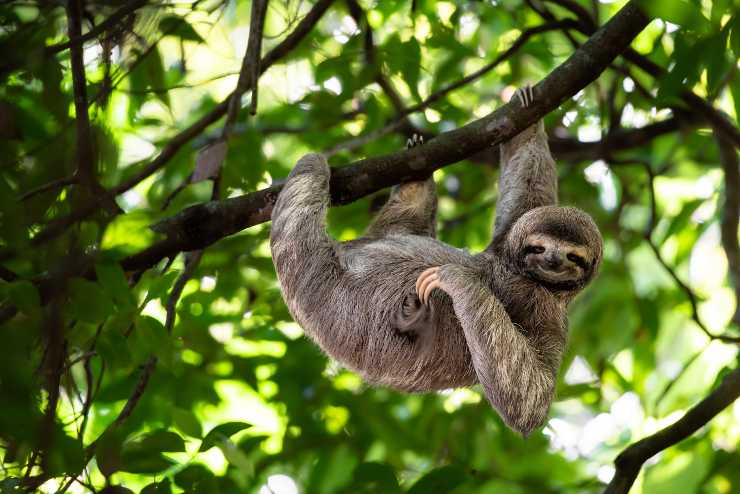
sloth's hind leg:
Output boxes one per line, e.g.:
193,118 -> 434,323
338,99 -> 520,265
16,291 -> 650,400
365,134 -> 438,239
270,153 -> 342,304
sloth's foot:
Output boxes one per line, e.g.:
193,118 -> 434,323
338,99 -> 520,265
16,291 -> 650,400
514,84 -> 534,107
393,291 -> 431,337
416,266 -> 442,305
406,133 -> 424,149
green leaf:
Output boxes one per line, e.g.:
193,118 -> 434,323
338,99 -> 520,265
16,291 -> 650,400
407,465 -> 470,494
127,46 -> 169,116
126,429 -> 186,454
346,462 -> 400,493
96,262 -> 136,309
119,453 -> 174,474
159,15 -> 204,42
637,0 -> 711,32
174,465 -> 219,493
5,280 -> 40,313
384,35 -> 421,99
145,270 -> 181,303
730,15 -> 740,58
96,428 -> 126,476
657,199 -> 704,244
130,316 -> 171,367
67,278 -> 115,323
101,211 -> 156,252
141,479 -> 172,494
98,314 -> 134,369
199,422 -> 252,452
172,407 -> 202,438
118,430 -> 182,474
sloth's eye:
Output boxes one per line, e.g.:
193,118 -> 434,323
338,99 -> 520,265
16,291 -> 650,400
567,253 -> 587,268
525,245 -> 545,255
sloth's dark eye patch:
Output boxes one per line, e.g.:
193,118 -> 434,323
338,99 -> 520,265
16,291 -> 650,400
567,253 -> 588,269
524,245 -> 545,255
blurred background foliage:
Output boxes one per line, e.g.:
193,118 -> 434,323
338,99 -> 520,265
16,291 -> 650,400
0,0 -> 739,493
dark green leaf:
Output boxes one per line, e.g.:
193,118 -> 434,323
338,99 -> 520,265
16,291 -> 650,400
68,278 -> 115,323
141,479 -> 172,494
407,465 -> 470,494
96,262 -> 136,309
172,407 -> 202,438
5,280 -> 39,313
159,15 -> 204,42
199,422 -> 252,452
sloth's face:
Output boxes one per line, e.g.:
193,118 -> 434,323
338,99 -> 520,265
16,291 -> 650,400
520,233 -> 593,290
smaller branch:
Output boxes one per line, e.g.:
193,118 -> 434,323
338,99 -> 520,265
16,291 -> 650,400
398,19 -> 579,119
113,356 -> 157,427
47,0 -> 149,55
19,176 -> 77,202
604,366 -> 740,494
716,131 -> 740,325
164,251 -> 203,333
224,0 -> 268,133
65,0 -> 99,193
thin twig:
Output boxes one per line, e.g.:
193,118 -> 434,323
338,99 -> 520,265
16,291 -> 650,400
47,0 -> 149,55
19,176 -> 77,202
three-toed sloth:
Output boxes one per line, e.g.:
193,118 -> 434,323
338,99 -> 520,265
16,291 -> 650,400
270,86 -> 603,436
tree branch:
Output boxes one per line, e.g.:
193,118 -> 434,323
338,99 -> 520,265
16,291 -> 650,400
48,0 -> 149,55
717,130 -> 740,325
121,0 -> 652,272
65,0 -> 100,193
26,0 -> 335,247
604,366 -> 740,494
545,0 -> 740,147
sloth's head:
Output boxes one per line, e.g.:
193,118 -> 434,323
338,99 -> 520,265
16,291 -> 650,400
507,206 -> 603,294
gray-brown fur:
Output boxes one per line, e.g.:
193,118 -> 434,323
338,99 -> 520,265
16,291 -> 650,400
270,92 -> 602,436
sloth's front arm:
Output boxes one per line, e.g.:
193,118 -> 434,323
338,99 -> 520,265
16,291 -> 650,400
417,265 -> 562,436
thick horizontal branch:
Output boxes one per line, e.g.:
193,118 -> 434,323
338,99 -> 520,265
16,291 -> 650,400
121,1 -> 651,272
604,366 -> 740,494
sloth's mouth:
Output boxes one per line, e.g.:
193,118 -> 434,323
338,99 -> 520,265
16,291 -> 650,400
523,266 -> 581,291
533,265 -> 577,282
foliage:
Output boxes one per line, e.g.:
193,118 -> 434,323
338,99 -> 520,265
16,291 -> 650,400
0,0 -> 738,493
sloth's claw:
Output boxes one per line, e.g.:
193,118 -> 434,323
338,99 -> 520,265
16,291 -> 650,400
515,84 -> 534,107
416,266 -> 441,305
406,133 -> 424,149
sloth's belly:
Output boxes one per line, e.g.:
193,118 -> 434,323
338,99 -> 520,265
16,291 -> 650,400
309,235 -> 479,391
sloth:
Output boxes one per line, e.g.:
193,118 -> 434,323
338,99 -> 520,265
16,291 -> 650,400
270,86 -> 603,436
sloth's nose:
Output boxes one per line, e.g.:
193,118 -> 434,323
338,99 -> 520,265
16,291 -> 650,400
545,252 -> 562,268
